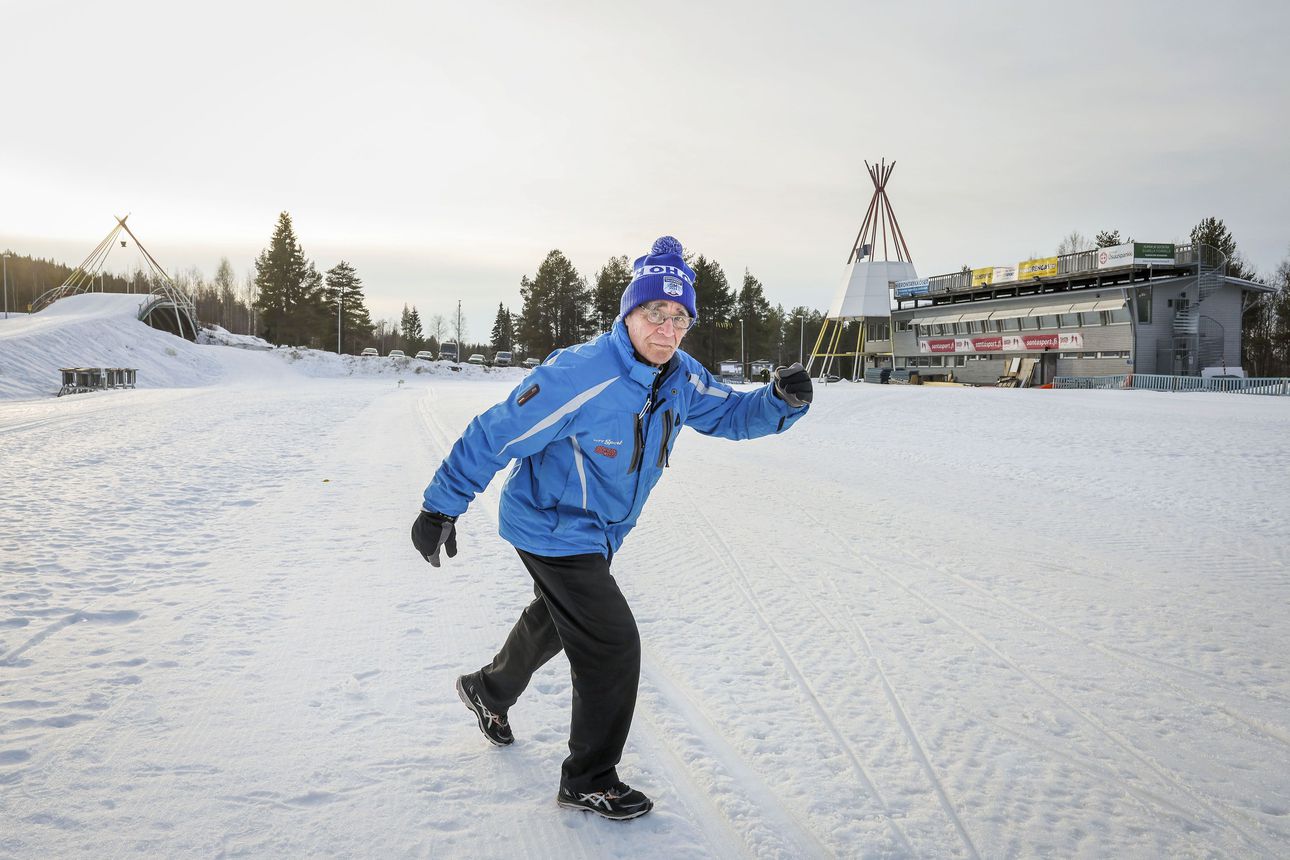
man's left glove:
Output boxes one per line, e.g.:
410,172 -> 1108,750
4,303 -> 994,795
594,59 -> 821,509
772,362 -> 813,408
411,510 -> 458,567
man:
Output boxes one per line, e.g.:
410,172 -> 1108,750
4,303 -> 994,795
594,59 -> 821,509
411,236 -> 812,820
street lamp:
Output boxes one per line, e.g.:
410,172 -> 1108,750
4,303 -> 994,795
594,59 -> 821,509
336,281 -> 344,354
739,318 -> 746,382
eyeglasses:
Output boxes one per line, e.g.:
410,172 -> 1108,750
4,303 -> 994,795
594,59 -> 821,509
639,305 -> 696,331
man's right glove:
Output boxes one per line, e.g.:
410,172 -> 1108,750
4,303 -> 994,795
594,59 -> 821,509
411,510 -> 458,567
772,362 -> 813,408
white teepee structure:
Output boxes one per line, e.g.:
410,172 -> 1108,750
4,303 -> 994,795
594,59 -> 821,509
809,159 -> 916,379
32,215 -> 200,340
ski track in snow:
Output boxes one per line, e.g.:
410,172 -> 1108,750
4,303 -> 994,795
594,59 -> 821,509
2,329 -> 1290,857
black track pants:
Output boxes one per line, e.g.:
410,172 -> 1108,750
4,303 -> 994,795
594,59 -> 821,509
476,548 -> 640,794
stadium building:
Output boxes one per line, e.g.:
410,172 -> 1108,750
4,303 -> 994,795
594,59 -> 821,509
885,243 -> 1271,386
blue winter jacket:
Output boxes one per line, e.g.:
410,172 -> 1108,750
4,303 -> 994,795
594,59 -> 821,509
422,320 -> 808,557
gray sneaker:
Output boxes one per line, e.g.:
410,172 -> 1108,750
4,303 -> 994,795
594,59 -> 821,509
456,674 -> 513,746
557,783 -> 653,820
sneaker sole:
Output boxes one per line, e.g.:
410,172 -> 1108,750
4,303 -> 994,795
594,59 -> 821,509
456,677 -> 512,747
556,797 -> 654,820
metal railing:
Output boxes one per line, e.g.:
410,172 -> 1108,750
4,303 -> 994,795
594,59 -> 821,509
913,243 -> 1201,298
1054,373 -> 1290,395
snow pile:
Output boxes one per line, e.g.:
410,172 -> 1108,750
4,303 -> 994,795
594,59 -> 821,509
197,325 -> 274,351
0,293 -> 228,400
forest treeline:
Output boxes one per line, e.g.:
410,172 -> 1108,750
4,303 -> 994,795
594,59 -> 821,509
4,213 -> 1288,375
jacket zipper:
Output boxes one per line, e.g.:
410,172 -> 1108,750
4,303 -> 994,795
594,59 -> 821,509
656,410 -> 673,468
627,413 -> 644,474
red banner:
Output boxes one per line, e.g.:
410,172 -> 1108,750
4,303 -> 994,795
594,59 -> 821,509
972,336 -> 1003,351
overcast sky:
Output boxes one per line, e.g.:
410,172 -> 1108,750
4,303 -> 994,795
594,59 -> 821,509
2,0 -> 1287,337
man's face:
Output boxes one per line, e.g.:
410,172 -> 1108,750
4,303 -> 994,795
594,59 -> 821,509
625,299 -> 690,366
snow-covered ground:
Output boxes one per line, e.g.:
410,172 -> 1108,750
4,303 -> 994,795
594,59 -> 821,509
2,296 -> 1289,858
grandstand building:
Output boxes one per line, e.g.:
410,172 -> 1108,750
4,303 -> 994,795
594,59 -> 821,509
887,243 -> 1271,386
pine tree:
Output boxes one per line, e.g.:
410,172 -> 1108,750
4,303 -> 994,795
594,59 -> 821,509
591,255 -> 632,332
491,302 -> 514,352
1095,230 -> 1128,248
1190,217 -> 1258,280
516,250 -> 590,360
324,260 -> 374,354
406,306 -> 425,353
689,255 -> 736,372
736,270 -> 774,371
253,212 -> 328,347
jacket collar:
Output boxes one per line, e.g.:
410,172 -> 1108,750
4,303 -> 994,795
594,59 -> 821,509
611,319 -> 665,387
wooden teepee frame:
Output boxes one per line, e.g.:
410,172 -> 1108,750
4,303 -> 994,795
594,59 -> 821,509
32,214 -> 199,339
808,158 -> 913,380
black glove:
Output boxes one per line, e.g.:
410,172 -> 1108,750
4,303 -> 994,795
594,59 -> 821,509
411,510 -> 458,567
772,362 -> 813,408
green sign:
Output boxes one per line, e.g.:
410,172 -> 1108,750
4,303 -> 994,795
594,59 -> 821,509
1134,243 -> 1175,264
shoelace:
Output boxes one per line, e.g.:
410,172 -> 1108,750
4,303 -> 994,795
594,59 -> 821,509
576,789 -> 621,810
472,695 -> 508,730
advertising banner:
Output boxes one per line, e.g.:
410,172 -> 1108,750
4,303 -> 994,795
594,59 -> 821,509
1097,243 -> 1134,269
1018,256 -> 1059,279
1098,242 -> 1176,268
893,278 -> 930,298
916,332 -> 1081,354
991,265 -> 1017,283
1002,334 -> 1061,351
916,338 -> 957,354
1134,242 -> 1175,265
971,267 -> 994,287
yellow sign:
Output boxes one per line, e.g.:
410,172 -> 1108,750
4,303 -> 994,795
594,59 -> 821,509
1018,256 -> 1059,279
971,267 -> 994,287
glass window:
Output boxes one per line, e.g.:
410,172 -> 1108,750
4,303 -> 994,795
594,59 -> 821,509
1001,317 -> 1020,331
1081,312 -> 1102,327
1020,315 -> 1038,331
929,356 -> 944,366
896,320 -> 912,331
1136,287 -> 1152,323
954,356 -> 966,366
1060,313 -> 1081,328
1106,307 -> 1131,325
1039,315 -> 1058,329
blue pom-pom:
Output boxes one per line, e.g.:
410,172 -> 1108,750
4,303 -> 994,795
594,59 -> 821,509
652,236 -> 683,257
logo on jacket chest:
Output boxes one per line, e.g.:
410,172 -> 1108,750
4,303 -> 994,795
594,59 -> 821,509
592,437 -> 622,458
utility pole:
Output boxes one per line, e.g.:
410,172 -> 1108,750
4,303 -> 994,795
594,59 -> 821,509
2,253 -> 9,319
337,281 -> 344,354
456,300 -> 463,360
740,318 -> 746,382
799,315 -> 805,365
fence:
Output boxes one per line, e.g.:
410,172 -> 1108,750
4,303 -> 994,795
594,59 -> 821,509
1054,373 -> 1290,396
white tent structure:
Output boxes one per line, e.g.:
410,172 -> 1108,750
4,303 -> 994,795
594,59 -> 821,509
809,159 -> 917,379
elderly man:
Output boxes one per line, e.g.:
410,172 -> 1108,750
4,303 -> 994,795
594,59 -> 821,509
412,236 -> 812,820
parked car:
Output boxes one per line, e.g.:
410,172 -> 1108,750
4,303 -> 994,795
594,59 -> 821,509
493,350 -> 513,367
360,348 -> 378,357
439,343 -> 459,362
467,353 -> 486,366
388,349 -> 406,358
522,357 -> 541,369
414,350 -> 434,361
